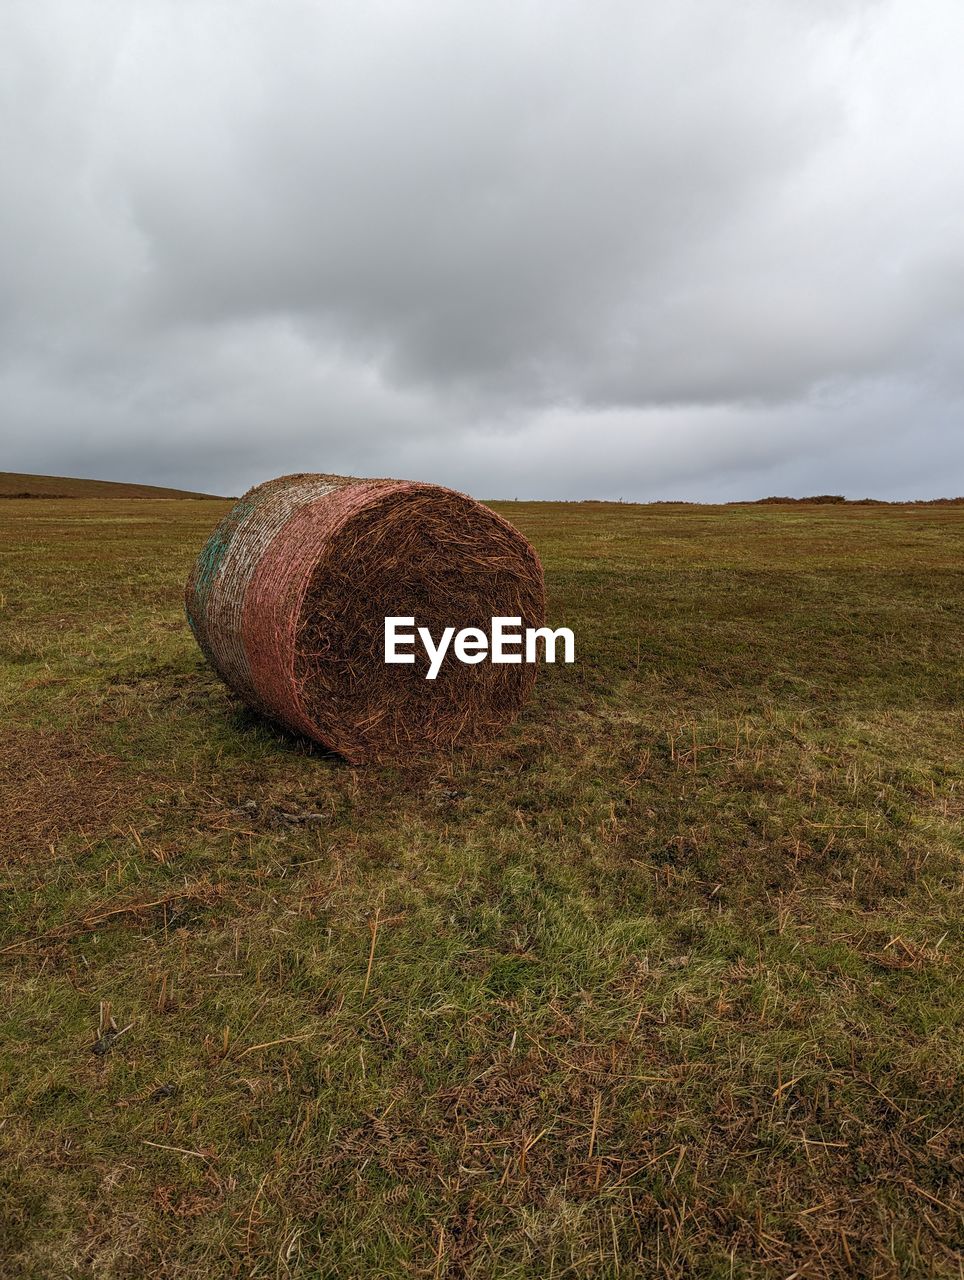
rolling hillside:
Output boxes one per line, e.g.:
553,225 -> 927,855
0,471 -> 224,499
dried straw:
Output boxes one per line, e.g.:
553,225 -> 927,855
185,473 -> 545,762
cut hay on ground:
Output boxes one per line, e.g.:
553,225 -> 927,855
185,473 -> 545,762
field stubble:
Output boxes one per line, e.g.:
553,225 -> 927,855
0,498 -> 961,1278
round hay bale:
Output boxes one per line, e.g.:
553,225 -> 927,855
185,473 -> 545,762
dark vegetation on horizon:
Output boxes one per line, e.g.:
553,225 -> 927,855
753,493 -> 964,505
5,470 -> 964,506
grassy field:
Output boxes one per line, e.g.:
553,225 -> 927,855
1,496 -> 961,1279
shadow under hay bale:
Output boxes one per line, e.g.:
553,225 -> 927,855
185,473 -> 545,763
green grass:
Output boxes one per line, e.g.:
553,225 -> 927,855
1,497 -> 961,1278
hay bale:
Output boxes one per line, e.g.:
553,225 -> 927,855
185,473 -> 545,762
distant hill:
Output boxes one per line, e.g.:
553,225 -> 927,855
0,472 -> 225,499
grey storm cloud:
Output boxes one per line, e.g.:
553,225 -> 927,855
2,0 -> 963,499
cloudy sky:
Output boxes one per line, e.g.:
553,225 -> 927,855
3,0 -> 963,500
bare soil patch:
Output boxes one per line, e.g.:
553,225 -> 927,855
0,728 -> 129,859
